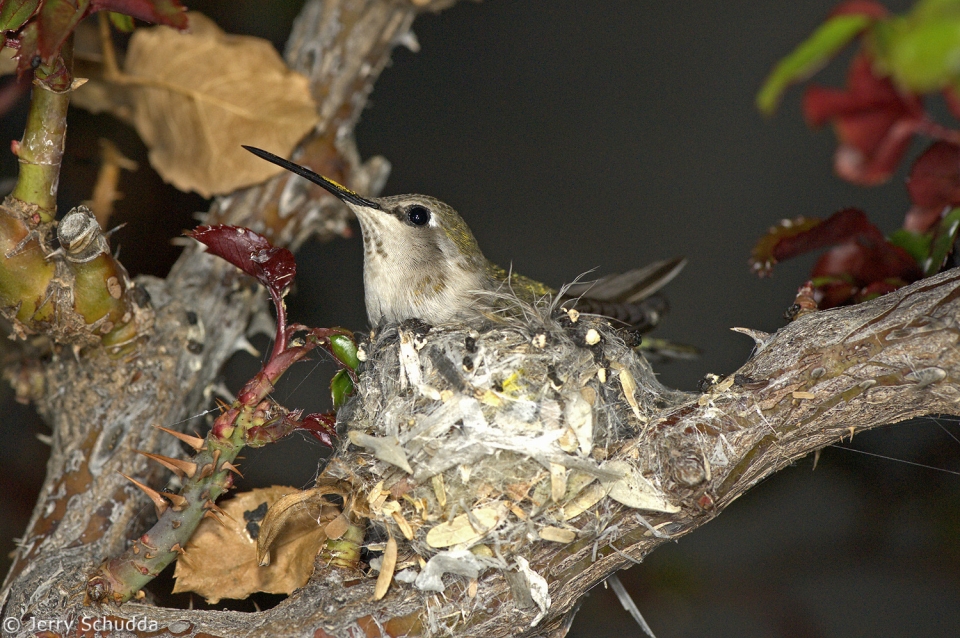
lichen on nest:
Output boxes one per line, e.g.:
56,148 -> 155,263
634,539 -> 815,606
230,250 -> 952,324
322,294 -> 691,595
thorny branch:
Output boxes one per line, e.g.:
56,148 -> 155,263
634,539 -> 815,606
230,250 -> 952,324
0,1 -> 958,637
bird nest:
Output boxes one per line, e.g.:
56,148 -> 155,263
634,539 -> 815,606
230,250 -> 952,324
322,295 -> 691,599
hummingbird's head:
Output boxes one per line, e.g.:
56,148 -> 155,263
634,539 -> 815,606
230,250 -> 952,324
243,146 -> 492,324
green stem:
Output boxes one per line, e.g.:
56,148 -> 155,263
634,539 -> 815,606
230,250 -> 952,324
11,60 -> 72,222
86,430 -> 245,605
321,521 -> 366,570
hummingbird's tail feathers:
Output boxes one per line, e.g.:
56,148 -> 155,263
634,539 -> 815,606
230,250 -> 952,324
563,257 -> 687,304
563,294 -> 669,333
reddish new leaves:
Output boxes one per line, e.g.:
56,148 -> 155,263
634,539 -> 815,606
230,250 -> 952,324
0,0 -> 187,76
751,209 -> 922,307
906,141 -> 960,232
803,53 -> 924,186
188,224 -> 358,448
188,225 -> 296,300
755,0 -> 960,309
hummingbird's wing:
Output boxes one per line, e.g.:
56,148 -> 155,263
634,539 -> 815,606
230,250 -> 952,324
559,257 -> 686,332
562,257 -> 686,303
562,294 -> 668,333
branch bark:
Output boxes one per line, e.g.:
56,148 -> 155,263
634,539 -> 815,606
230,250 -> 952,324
2,2 -> 959,637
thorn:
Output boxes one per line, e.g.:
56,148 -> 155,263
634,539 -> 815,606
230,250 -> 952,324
199,449 -> 222,479
220,461 -> 243,478
171,543 -> 186,555
203,500 -> 233,522
203,510 -> 226,526
152,424 -> 205,451
812,448 -> 821,471
215,398 -> 231,412
137,451 -> 198,479
162,492 -> 188,510
730,327 -> 772,348
119,472 -> 168,517
232,334 -> 260,358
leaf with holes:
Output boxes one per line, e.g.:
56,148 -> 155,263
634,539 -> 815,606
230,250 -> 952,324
187,225 -> 296,300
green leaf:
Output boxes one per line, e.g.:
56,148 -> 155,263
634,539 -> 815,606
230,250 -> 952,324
329,333 -> 359,371
925,207 -> 960,274
870,14 -> 960,92
0,0 -> 40,32
330,369 -> 354,409
888,229 -> 931,265
757,13 -> 872,115
107,11 -> 134,31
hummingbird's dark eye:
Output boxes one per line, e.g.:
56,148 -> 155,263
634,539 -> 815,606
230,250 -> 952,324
407,205 -> 431,226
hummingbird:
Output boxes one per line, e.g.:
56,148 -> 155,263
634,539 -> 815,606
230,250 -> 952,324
244,146 -> 685,332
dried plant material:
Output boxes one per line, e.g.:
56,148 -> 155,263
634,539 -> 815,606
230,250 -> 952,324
348,431 -> 413,474
173,486 -> 335,604
601,461 -> 680,513
398,329 -> 423,389
374,533 -> 397,601
562,482 -> 608,521
390,506 -> 413,541
337,295 -> 690,590
538,526 -> 576,543
414,549 -> 487,593
549,463 -> 566,503
255,485 -> 342,566
425,507 -> 501,549
611,361 -> 645,423
76,12 -> 319,197
563,390 -> 594,455
367,480 -> 389,512
431,473 -> 446,509
515,556 -> 551,626
323,513 -> 350,540
84,139 -> 138,228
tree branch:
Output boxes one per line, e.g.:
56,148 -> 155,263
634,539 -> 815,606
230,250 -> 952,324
2,2 -> 958,637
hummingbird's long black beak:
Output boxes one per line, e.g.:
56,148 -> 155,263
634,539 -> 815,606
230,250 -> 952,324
242,145 -> 382,210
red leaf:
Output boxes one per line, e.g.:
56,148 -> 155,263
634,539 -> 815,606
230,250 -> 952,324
14,20 -> 38,76
188,225 -> 296,300
752,209 -> 923,308
36,0 -> 90,63
803,54 -> 923,185
297,412 -> 336,447
750,216 -> 823,276
90,0 -> 187,28
903,205 -> 946,233
905,142 -> 960,232
828,0 -> 889,19
944,86 -> 960,121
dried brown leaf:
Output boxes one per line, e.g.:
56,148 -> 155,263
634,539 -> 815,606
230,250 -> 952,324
425,507 -> 502,549
256,484 -> 344,566
373,533 -> 397,601
172,486 -> 335,604
78,12 -> 319,197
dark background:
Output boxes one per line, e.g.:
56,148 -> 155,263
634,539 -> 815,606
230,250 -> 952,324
2,1 -> 960,637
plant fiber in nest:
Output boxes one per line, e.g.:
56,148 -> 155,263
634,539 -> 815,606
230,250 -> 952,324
324,295 -> 692,596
